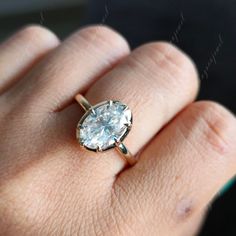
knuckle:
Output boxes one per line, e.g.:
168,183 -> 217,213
75,25 -> 130,52
18,25 -> 59,46
131,41 -> 199,97
148,42 -> 195,68
187,101 -> 236,155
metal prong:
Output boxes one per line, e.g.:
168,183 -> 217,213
96,146 -> 103,152
122,105 -> 129,111
80,142 -> 84,147
124,123 -> 131,128
77,123 -> 83,129
114,137 -> 120,144
90,108 -> 96,116
109,100 -> 113,106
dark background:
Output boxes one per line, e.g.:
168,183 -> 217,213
0,1 -> 235,235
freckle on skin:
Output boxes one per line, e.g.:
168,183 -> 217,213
174,175 -> 180,181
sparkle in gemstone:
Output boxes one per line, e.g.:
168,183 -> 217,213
77,101 -> 132,151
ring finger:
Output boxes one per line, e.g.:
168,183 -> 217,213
59,41 -> 199,174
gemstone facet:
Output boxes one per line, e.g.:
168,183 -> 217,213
77,101 -> 132,152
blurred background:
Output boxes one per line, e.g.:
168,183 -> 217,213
0,0 -> 235,235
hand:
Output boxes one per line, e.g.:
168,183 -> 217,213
0,25 -> 236,236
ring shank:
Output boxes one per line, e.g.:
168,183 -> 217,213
75,94 -> 92,111
115,142 -> 137,165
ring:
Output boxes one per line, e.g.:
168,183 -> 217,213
75,94 -> 137,165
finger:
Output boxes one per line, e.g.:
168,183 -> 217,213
115,101 -> 236,235
56,42 -> 199,180
5,25 -> 130,111
177,211 -> 206,236
0,25 -> 59,94
85,42 -> 199,154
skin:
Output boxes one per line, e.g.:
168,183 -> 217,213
0,25 -> 236,236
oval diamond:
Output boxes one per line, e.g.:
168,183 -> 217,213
77,101 -> 132,151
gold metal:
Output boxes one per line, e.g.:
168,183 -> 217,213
115,142 -> 137,165
75,94 -> 136,166
75,94 -> 92,111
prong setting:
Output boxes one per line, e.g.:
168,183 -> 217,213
76,100 -> 132,153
